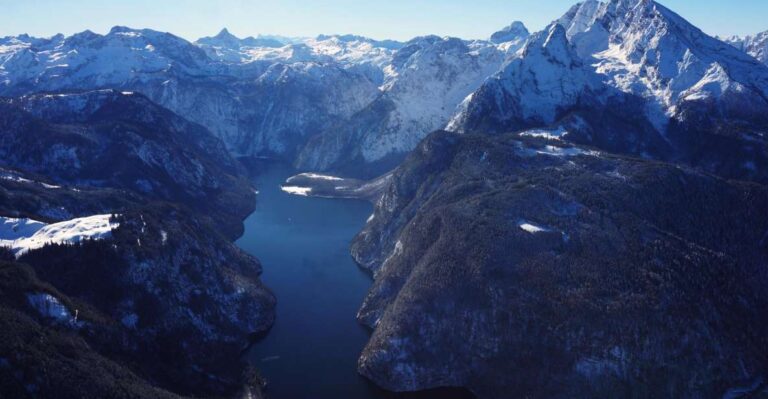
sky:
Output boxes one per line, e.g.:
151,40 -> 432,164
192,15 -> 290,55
1,0 -> 767,42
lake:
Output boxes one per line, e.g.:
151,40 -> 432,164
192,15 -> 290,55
237,162 -> 474,399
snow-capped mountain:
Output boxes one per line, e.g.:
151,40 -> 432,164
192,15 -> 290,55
195,29 -> 402,84
0,27 -> 384,161
0,22 -> 538,177
195,28 -> 286,63
0,26 -> 213,93
297,32 -> 529,176
723,31 -> 768,65
450,0 -> 768,182
490,21 -> 531,53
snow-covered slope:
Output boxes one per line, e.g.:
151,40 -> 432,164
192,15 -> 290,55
723,31 -> 768,66
0,214 -> 118,257
0,27 -> 212,93
196,30 -> 401,67
450,0 -> 768,182
448,24 -> 595,132
490,21 -> 531,54
297,35 -> 515,176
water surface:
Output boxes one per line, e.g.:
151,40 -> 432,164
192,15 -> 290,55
237,162 -> 473,399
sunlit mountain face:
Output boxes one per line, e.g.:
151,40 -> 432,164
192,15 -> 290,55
1,1 -> 767,398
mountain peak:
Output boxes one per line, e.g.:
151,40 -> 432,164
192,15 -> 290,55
215,28 -> 235,39
109,26 -> 136,35
490,21 -> 530,44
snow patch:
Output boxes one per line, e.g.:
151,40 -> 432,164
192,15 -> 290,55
0,214 -> 119,258
520,126 -> 569,140
26,293 -> 72,322
280,186 -> 312,196
518,221 -> 550,234
287,173 -> 343,182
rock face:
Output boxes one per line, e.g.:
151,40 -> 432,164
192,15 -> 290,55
297,35 -> 515,177
450,0 -> 768,183
352,130 -> 768,398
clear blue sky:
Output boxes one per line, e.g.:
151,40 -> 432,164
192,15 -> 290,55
2,0 -> 767,41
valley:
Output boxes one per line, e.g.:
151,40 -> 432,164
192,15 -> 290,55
0,0 -> 767,397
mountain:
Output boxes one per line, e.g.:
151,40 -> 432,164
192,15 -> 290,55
0,27 -> 387,168
296,35 -> 513,177
0,27 -> 213,93
490,21 -> 531,53
337,0 -> 768,397
195,28 -> 285,63
450,0 -> 768,183
0,89 -> 254,237
0,89 -> 275,395
723,31 -> 768,65
0,24 -> 534,178
351,129 -> 768,398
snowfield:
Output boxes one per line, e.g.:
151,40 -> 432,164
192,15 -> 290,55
0,214 -> 120,257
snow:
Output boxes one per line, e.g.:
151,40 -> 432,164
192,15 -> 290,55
0,170 -> 61,189
723,30 -> 768,66
0,217 -> 47,244
280,186 -> 312,196
518,221 -> 550,234
452,0 -> 768,142
356,36 -> 505,162
287,173 -> 343,182
514,141 -> 600,158
0,214 -> 119,258
26,293 -> 73,322
520,126 -> 569,140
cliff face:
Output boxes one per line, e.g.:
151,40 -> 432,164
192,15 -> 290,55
352,131 -> 768,398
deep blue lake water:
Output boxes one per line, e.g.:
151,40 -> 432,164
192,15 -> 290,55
236,162 -> 473,399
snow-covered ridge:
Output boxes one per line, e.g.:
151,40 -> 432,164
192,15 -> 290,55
451,0 -> 768,141
723,31 -> 768,66
0,214 -> 120,258
558,0 -> 768,124
194,28 -> 403,68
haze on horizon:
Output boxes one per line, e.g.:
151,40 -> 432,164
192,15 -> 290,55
2,0 -> 768,42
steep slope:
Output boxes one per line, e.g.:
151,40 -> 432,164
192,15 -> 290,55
451,0 -> 768,182
296,36 -> 509,177
0,93 -> 275,396
0,261 -> 188,399
0,90 -> 254,237
352,130 -> 768,398
490,21 -> 531,54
